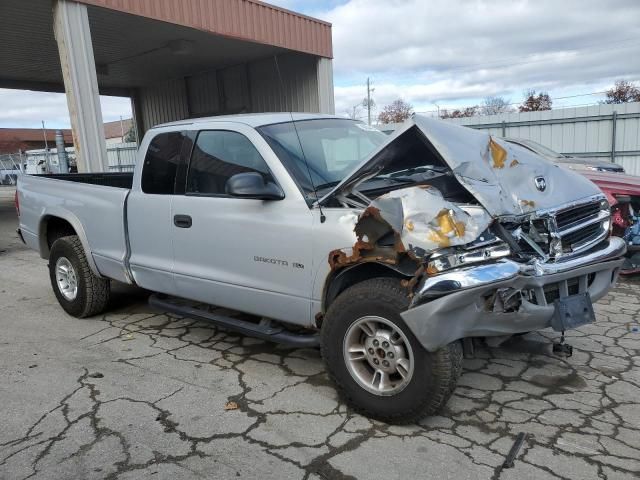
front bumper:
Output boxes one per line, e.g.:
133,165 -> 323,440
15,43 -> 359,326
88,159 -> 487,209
401,237 -> 626,352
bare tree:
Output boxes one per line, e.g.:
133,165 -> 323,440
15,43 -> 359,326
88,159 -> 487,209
345,104 -> 363,120
481,96 -> 512,116
519,89 -> 552,112
602,80 -> 640,104
378,99 -> 414,124
440,106 -> 479,119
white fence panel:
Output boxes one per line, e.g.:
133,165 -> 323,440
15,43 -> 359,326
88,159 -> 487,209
106,142 -> 137,172
448,101 -> 640,176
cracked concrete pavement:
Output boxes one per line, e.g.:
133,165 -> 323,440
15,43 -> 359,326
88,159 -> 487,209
1,185 -> 639,479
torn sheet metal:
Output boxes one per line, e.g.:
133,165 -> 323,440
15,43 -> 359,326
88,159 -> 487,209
318,115 -> 601,217
328,186 -> 492,270
372,187 -> 492,253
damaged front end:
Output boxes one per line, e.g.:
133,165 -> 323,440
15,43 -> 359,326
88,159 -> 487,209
323,116 -> 626,352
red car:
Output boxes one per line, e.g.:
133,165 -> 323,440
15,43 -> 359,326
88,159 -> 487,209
503,138 -> 640,275
580,170 -> 640,274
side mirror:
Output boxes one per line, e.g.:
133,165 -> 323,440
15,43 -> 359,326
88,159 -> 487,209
226,172 -> 284,200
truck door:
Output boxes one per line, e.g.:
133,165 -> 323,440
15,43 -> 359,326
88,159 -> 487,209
170,127 -> 314,325
127,130 -> 190,294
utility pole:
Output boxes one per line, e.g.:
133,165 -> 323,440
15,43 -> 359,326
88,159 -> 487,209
366,77 -> 372,125
42,120 -> 50,173
41,121 -> 49,151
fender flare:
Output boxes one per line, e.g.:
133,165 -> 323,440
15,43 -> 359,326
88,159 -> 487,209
322,261 -> 416,313
38,207 -> 102,277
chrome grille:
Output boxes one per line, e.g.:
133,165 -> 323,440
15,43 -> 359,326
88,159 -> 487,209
554,199 -> 610,256
555,202 -> 601,229
512,196 -> 610,260
560,222 -> 601,249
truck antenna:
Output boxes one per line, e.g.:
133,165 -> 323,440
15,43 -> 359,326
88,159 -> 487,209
273,55 -> 326,223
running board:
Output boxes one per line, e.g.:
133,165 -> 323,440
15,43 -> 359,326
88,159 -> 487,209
148,294 -> 320,348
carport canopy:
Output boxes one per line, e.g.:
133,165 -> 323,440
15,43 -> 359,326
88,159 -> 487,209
0,0 -> 334,172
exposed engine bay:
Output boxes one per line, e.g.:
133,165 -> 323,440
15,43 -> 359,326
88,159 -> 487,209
325,117 -> 615,317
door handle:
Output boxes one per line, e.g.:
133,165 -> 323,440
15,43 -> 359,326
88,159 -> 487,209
174,214 -> 192,228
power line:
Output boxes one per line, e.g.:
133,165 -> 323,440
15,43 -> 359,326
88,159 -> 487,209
413,89 -> 612,115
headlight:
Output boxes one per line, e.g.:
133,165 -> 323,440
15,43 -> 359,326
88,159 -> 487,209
426,243 -> 511,275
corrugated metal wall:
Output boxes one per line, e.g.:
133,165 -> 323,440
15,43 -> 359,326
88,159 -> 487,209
186,71 -> 220,117
448,101 -> 640,176
106,142 -> 137,172
139,78 -> 189,131
78,0 -> 333,59
248,54 -> 318,112
137,52 -> 329,132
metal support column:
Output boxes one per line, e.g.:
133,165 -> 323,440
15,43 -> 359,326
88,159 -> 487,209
611,110 -> 617,163
316,58 -> 335,114
53,0 -> 108,172
130,89 -> 144,144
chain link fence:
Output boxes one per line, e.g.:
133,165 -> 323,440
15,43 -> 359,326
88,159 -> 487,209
0,153 -> 22,185
0,142 -> 137,183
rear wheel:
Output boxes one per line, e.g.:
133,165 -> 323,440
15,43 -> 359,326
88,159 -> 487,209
49,235 -> 110,318
321,277 -> 462,424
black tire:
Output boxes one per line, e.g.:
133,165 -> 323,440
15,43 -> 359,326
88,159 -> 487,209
48,235 -> 110,318
321,277 -> 462,424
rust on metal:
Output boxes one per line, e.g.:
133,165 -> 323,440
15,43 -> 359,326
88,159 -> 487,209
327,187 -> 492,298
401,265 -> 426,298
489,138 -> 507,169
435,209 -> 466,237
328,205 -> 415,271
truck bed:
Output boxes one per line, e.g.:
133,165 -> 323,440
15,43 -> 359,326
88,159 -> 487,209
17,173 -> 131,283
40,172 -> 133,189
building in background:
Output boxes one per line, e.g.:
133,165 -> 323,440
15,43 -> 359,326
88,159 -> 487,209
0,128 -> 73,154
103,118 -> 133,144
1,0 -> 334,172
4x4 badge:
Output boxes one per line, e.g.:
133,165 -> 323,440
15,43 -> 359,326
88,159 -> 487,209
534,176 -> 547,192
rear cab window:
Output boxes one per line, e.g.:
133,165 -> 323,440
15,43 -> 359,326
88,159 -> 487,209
141,131 -> 187,194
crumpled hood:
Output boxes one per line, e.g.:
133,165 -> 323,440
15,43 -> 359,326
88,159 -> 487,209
319,115 -> 602,217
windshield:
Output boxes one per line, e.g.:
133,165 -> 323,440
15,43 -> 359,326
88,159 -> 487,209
508,139 -> 565,159
258,119 -> 387,199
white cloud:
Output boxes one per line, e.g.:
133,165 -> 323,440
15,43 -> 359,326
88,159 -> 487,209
323,0 -> 640,116
0,89 -> 131,128
3,0 -> 640,127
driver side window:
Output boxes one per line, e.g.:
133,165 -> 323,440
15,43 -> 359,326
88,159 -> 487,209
186,130 -> 274,196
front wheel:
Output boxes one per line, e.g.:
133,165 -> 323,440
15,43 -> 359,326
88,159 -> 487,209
321,277 -> 462,424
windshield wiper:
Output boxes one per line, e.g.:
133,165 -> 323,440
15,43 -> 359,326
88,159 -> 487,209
314,180 -> 341,190
383,165 -> 447,177
374,176 -> 415,184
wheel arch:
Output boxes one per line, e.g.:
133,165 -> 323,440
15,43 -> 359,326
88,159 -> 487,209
38,210 -> 101,277
322,261 -> 415,314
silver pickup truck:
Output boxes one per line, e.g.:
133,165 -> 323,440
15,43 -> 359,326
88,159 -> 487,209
16,113 -> 625,423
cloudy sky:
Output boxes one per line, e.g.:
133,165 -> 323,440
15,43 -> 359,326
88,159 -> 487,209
2,0 -> 640,127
